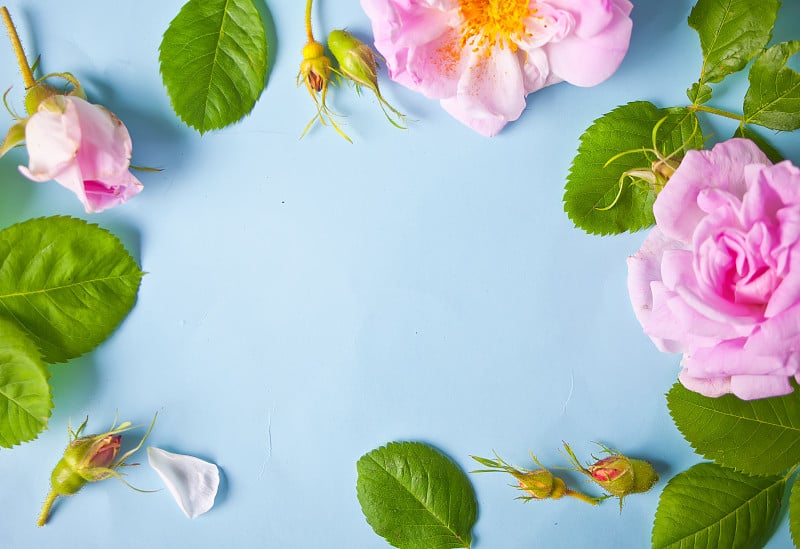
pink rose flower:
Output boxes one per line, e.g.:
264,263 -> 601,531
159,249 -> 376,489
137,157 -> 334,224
19,95 -> 143,213
360,0 -> 633,136
628,138 -> 800,400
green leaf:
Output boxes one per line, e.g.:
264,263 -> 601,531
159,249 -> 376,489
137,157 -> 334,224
688,0 -> 780,85
0,216 -> 143,364
356,441 -> 477,549
0,119 -> 26,159
744,40 -> 800,131
563,102 -> 702,236
687,82 -> 713,105
733,125 -> 784,163
159,0 -> 268,133
791,476 -> 800,548
0,317 -> 51,448
667,383 -> 800,475
652,462 -> 784,549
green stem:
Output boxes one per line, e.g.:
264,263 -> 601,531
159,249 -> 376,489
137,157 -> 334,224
565,488 -> 602,505
1,7 -> 35,89
305,0 -> 314,43
687,104 -> 745,123
37,490 -> 58,527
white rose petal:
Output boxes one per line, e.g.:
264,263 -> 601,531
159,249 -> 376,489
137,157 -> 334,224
147,447 -> 219,518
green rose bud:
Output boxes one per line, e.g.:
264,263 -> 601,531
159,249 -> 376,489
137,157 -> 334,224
326,29 -> 407,129
37,415 -> 156,527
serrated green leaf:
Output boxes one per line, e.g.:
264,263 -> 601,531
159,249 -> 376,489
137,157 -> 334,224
159,0 -> 268,133
689,0 -> 780,85
653,463 -> 784,549
357,441 -> 477,549
0,216 -> 143,364
0,317 -> 51,448
744,40 -> 800,131
667,383 -> 800,475
563,102 -> 702,235
791,476 -> 800,548
687,82 -> 713,105
734,125 -> 784,163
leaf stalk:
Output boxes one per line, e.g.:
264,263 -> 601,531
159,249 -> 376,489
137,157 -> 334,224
687,103 -> 745,123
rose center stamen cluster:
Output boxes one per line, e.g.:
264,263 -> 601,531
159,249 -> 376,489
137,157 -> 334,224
458,0 -> 534,53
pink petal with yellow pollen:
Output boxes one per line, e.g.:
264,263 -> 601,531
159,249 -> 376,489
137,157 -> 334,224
440,46 -> 526,136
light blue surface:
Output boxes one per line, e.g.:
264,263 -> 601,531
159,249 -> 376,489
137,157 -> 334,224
0,1 -> 799,548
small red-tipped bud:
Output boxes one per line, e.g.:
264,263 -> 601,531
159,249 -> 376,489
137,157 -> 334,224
563,442 -> 658,509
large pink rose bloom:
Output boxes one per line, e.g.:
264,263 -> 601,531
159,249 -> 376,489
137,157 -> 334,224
628,138 -> 800,400
360,0 -> 633,136
19,95 -> 143,213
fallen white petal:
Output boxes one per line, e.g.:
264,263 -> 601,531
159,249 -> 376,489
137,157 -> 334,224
147,447 -> 219,518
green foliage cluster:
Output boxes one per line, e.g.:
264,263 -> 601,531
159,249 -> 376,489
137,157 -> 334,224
659,384 -> 800,548
0,217 -> 142,447
564,0 -> 798,235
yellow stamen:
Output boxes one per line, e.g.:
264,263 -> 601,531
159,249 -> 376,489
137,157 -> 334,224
458,0 -> 535,54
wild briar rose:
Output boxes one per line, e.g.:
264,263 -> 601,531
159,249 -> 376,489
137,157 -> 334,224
562,443 -> 658,509
360,0 -> 633,136
628,138 -> 800,400
1,8 -> 143,212
18,94 -> 144,213
38,416 -> 155,527
326,29 -> 407,129
471,452 -> 601,504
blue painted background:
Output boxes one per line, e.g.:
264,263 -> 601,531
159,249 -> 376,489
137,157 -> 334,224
0,1 -> 798,547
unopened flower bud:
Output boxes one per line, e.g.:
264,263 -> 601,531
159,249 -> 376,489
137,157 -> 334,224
562,442 -> 658,509
37,415 -> 156,527
297,39 -> 350,142
471,452 -> 601,505
327,29 -> 407,129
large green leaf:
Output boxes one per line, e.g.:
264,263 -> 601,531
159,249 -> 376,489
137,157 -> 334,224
688,0 -> 780,85
356,441 -> 477,549
159,0 -> 268,133
791,476 -> 800,548
0,216 -> 143,364
652,463 -> 784,549
563,102 -> 702,235
744,41 -> 800,131
667,383 -> 800,475
0,317 -> 50,448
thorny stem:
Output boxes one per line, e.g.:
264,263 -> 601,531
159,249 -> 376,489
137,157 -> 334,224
1,7 -> 35,89
305,0 -> 314,43
37,490 -> 58,527
687,103 -> 745,123
565,488 -> 603,505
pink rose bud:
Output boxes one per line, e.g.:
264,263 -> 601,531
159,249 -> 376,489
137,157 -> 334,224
563,443 -> 658,509
471,452 -> 601,505
18,94 -> 143,213
38,415 -> 155,527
